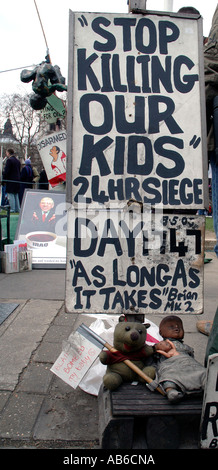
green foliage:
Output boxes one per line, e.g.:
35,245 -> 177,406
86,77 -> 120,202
206,216 -> 214,232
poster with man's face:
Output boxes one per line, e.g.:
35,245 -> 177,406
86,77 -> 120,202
15,189 -> 67,268
36,131 -> 67,187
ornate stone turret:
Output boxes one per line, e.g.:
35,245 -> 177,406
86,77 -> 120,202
0,118 -> 19,146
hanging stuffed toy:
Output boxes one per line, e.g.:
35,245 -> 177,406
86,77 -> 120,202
20,56 -> 67,110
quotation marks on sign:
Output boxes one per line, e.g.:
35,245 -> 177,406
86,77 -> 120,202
189,135 -> 201,149
78,15 -> 88,27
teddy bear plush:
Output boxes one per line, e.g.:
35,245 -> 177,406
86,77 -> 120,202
99,316 -> 156,390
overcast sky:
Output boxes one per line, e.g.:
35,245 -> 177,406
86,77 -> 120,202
0,0 -> 217,98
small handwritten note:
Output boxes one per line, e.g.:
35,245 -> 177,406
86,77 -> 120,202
51,331 -> 100,388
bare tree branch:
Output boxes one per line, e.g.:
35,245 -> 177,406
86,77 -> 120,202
0,93 -> 47,157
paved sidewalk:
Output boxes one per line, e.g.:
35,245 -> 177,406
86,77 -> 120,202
0,269 -> 99,449
0,248 -> 217,449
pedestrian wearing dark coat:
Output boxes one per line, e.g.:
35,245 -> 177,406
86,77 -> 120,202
19,158 -> 33,204
2,148 -> 21,212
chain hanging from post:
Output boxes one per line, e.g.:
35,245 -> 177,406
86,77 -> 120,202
128,0 -> 147,13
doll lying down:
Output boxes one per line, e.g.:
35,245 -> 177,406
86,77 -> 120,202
147,315 -> 206,403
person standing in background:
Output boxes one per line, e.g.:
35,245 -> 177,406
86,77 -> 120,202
32,164 -> 40,189
2,148 -> 21,213
19,158 -> 33,205
203,4 -> 218,259
38,169 -> 49,190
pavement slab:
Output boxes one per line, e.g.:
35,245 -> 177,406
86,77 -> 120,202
0,392 -> 44,439
33,379 -> 99,446
0,299 -> 64,390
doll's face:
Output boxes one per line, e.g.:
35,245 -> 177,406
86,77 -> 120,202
159,319 -> 184,340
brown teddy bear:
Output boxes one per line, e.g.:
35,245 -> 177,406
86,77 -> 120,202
99,316 -> 156,390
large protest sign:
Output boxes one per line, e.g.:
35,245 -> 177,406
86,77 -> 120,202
65,207 -> 204,314
66,10 -> 208,208
66,10 -> 207,314
37,130 -> 67,188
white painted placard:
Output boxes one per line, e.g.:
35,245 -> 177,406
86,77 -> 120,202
65,208 -> 204,314
67,11 -> 207,209
200,354 -> 218,449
